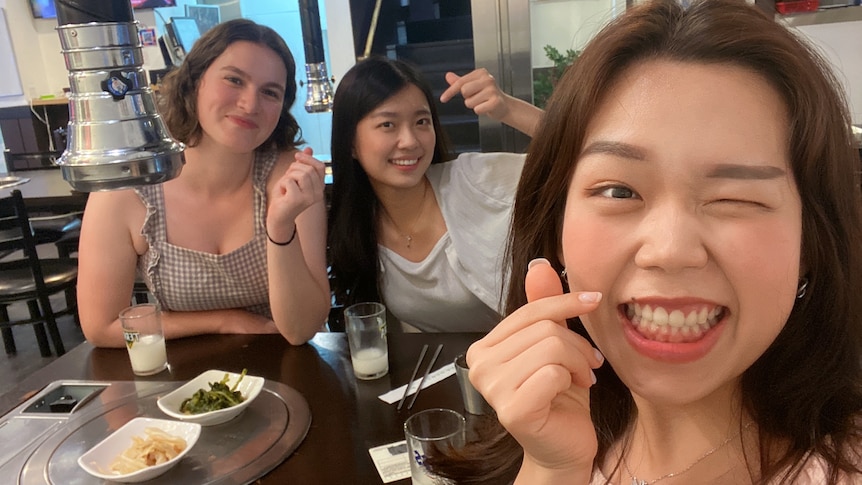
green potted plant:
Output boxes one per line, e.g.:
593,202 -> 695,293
533,45 -> 580,109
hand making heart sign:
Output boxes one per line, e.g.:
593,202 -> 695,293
465,258 -> 604,483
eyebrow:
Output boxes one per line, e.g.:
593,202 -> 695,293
580,141 -> 646,160
581,141 -> 786,180
705,164 -> 785,180
220,66 -> 285,93
368,109 -> 432,118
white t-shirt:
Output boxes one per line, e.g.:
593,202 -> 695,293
378,151 -> 526,332
380,233 -> 502,332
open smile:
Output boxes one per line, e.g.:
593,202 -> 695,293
389,158 -> 420,166
623,302 -> 727,343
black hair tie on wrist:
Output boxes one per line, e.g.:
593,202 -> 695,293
267,225 -> 297,246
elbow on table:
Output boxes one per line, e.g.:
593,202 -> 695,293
81,323 -> 125,349
279,323 -> 319,346
276,304 -> 329,346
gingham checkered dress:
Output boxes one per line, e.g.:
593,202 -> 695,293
134,151 -> 277,317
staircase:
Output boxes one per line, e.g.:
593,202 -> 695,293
392,0 -> 478,155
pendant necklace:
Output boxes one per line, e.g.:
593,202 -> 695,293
623,422 -> 753,485
382,179 -> 428,249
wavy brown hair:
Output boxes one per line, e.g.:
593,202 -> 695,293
158,18 -> 302,152
433,0 -> 862,483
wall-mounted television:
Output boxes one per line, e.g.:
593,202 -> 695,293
28,0 -> 56,19
169,17 -> 201,58
159,16 -> 200,67
29,0 -> 178,20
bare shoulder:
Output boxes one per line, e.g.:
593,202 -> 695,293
83,188 -> 147,240
86,188 -> 144,217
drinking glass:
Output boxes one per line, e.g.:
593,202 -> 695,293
119,303 -> 167,376
344,302 -> 388,380
404,408 -> 465,485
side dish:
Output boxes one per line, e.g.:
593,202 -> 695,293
110,427 -> 187,474
78,417 -> 201,482
180,368 -> 247,414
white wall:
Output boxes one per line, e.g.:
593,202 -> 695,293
529,0 -> 626,68
794,21 -> 862,124
0,0 -> 40,109
323,0 -> 355,91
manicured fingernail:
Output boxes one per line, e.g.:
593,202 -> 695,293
590,370 -> 597,385
593,348 -> 604,364
528,257 -> 550,269
578,291 -> 602,303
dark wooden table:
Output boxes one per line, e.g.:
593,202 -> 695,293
1,168 -> 87,213
0,331 -> 484,484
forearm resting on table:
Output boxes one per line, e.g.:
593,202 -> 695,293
267,252 -> 330,345
83,308 -> 273,348
269,271 -> 330,345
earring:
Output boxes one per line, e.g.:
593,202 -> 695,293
560,268 -> 567,278
796,278 -> 809,299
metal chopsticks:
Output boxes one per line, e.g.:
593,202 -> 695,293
397,344 -> 428,411
406,344 -> 443,410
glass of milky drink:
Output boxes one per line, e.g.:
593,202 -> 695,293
120,303 -> 168,376
344,302 -> 389,380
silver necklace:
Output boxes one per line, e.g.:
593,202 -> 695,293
623,422 -> 753,485
382,179 -> 428,249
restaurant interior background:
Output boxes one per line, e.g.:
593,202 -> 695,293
0,0 -> 859,173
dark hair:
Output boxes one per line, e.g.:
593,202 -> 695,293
328,56 -> 452,306
159,18 -> 302,152
434,0 -> 862,483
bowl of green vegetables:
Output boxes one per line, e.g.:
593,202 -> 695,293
157,369 -> 264,426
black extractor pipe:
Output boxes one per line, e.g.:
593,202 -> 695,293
298,0 -> 334,113
53,0 -> 185,192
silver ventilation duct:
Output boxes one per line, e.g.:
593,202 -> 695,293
54,0 -> 184,192
298,0 -> 333,113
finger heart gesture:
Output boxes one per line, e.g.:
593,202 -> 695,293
466,258 -> 603,480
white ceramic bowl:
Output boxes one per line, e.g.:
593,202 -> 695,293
156,369 -> 264,426
77,417 -> 200,483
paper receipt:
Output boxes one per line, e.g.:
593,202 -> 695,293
369,440 -> 411,483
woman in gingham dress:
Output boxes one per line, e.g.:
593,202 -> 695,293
77,20 -> 330,348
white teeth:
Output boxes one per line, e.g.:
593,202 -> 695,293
629,302 -> 723,333
390,159 -> 418,166
668,310 -> 685,328
685,310 -> 698,327
653,307 -> 668,326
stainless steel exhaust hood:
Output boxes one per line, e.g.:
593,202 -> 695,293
53,0 -> 184,192
298,0 -> 334,113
